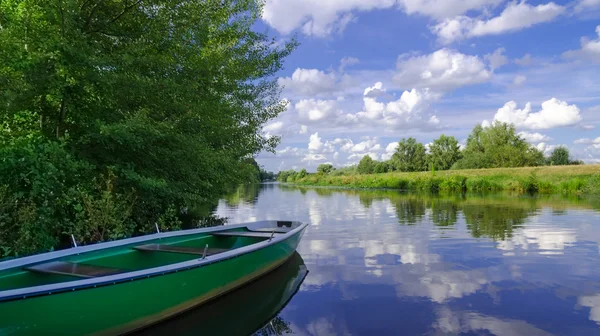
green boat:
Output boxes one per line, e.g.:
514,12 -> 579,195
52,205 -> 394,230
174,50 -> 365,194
0,220 -> 308,335
139,252 -> 308,336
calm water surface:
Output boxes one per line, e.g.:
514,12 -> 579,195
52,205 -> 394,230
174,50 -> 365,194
160,183 -> 600,335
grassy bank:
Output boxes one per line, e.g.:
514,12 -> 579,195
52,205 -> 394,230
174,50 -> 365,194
292,165 -> 600,194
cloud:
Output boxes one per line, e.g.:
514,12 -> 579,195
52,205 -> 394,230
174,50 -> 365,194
484,48 -> 508,70
339,57 -> 360,72
513,75 -> 527,86
399,0 -> 502,20
261,0 -> 398,37
490,98 -> 582,130
514,54 -> 533,66
575,0 -> 600,12
518,131 -> 552,144
575,137 -> 600,144
364,82 -> 387,98
563,26 -> 600,63
536,142 -> 558,156
432,2 -> 565,44
394,49 -> 491,91
308,132 -> 335,153
278,68 -> 338,96
357,83 -> 441,130
262,0 -> 504,37
295,99 -> 346,124
382,142 -> 399,160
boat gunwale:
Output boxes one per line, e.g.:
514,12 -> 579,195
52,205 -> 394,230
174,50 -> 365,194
0,220 -> 308,302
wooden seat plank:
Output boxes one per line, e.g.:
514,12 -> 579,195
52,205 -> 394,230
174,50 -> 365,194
25,261 -> 126,279
133,244 -> 229,256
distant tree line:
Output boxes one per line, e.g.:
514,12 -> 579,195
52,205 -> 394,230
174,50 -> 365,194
277,121 -> 583,181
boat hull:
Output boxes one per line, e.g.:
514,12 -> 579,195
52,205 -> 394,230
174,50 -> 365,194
0,225 -> 306,335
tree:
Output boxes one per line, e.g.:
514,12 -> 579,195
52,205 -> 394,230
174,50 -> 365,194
357,155 -> 375,174
297,169 -> 308,179
0,0 -> 297,255
373,161 -> 391,173
429,135 -> 462,171
548,147 -> 570,166
391,138 -> 427,172
317,164 -> 335,174
453,122 -> 543,169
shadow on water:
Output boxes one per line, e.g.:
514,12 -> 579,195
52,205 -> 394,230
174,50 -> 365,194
137,252 -> 308,336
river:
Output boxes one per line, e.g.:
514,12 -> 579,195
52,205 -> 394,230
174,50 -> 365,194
152,183 -> 600,335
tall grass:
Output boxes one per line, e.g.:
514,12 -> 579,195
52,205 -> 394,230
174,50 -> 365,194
291,165 -> 600,195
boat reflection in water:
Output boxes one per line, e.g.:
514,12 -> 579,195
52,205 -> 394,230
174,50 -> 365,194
139,252 -> 308,336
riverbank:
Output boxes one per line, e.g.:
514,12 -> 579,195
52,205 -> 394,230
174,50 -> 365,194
291,165 -> 600,194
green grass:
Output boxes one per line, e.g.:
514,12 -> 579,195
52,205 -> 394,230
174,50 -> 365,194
292,165 -> 600,195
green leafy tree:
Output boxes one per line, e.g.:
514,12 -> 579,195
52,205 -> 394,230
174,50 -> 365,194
0,0 -> 297,255
548,146 -> 571,166
357,155 -> 375,174
297,169 -> 308,179
317,164 -> 335,174
453,122 -> 543,169
429,135 -> 462,171
391,138 -> 427,172
373,161 -> 391,173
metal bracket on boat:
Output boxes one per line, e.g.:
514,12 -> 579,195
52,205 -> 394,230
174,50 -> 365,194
155,223 -> 160,234
201,244 -> 208,260
71,234 -> 78,248
269,229 -> 276,241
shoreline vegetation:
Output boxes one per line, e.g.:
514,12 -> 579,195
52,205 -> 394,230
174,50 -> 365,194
276,122 -> 598,195
0,1 -> 295,258
286,165 -> 600,194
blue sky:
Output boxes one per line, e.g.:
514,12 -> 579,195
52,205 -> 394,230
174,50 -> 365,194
255,0 -> 600,172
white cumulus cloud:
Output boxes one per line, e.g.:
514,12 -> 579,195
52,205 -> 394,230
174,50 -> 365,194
490,98 -> 582,130
261,0 -> 398,37
308,132 -> 324,152
394,49 -> 491,91
432,2 -> 565,44
262,0 -> 504,37
278,68 -> 338,96
519,132 -> 552,144
357,83 -> 441,130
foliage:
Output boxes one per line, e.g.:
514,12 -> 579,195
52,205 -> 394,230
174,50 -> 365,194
391,138 -> 427,172
0,0 -> 295,256
453,122 -> 544,169
298,169 -> 308,179
317,164 -> 335,175
548,147 -> 570,166
357,155 -> 375,174
547,146 -> 582,166
373,161 -> 391,174
429,135 -> 462,171
290,164 -> 600,195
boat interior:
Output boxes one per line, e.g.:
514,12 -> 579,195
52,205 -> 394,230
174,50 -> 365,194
0,221 -> 298,293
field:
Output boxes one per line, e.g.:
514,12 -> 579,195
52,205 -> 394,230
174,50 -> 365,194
292,165 -> 600,194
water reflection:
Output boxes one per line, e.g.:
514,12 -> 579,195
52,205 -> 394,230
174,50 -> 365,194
139,253 -> 308,336
212,185 -> 600,335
